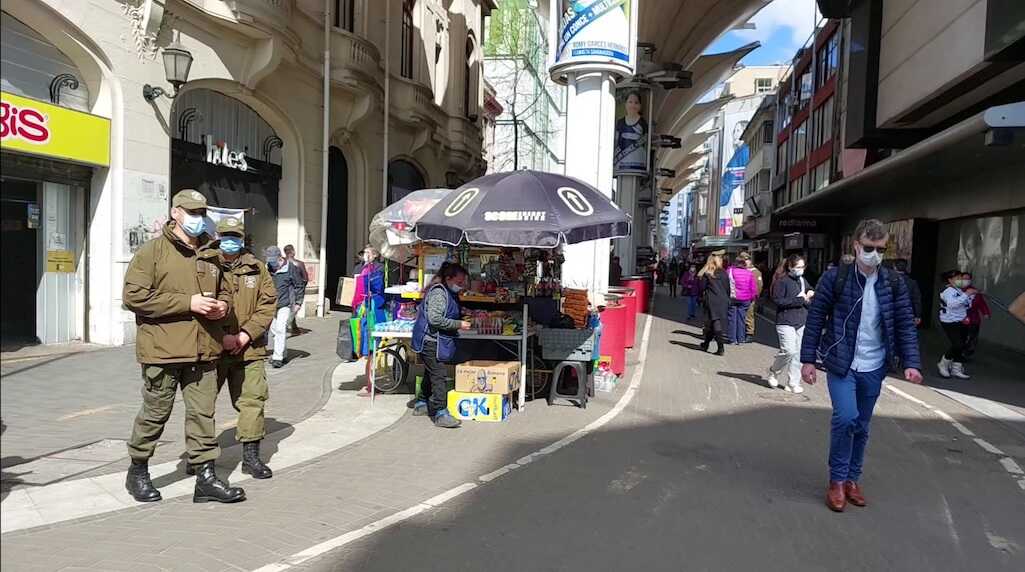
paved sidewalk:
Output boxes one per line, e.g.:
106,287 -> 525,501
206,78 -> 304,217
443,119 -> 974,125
1,316 -> 344,491
0,319 -> 639,571
2,294 -> 1022,571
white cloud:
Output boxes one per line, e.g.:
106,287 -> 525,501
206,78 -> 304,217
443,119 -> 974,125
733,0 -> 819,54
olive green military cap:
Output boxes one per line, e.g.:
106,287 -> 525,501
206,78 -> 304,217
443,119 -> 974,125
216,217 -> 245,236
172,189 -> 208,210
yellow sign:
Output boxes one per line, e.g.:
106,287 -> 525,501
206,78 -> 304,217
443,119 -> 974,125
447,390 -> 511,423
46,250 -> 76,273
1,91 -> 110,167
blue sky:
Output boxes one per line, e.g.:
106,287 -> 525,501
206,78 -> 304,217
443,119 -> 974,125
705,0 -> 819,66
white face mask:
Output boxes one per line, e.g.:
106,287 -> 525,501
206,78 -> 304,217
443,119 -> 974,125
448,283 -> 464,293
790,267 -> 805,278
857,245 -> 883,268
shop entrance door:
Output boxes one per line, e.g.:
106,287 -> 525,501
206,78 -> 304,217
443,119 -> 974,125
1,179 -> 40,347
326,146 -> 349,310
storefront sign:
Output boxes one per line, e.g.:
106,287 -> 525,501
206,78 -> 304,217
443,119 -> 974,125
772,216 -> 826,233
46,250 -> 76,273
1,91 -> 110,167
202,134 -> 249,172
550,0 -> 637,79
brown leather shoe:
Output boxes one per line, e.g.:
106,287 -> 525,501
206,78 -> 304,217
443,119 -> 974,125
826,481 -> 847,512
844,481 -> 866,507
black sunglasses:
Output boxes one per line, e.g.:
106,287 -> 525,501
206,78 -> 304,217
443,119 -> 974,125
860,244 -> 887,254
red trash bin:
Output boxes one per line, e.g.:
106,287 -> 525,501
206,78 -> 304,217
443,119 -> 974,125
621,277 -> 648,315
607,286 -> 636,349
599,299 -> 626,376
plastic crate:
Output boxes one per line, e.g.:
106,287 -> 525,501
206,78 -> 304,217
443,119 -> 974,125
539,327 -> 596,361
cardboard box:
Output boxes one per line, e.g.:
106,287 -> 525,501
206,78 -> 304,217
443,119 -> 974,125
455,361 -> 521,394
447,390 -> 511,422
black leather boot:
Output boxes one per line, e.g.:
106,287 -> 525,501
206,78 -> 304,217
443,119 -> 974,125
125,459 -> 162,503
193,461 -> 246,503
242,441 -> 273,479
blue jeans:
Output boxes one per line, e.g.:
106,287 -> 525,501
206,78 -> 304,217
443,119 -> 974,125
686,295 -> 698,318
826,367 -> 885,482
728,301 -> 751,343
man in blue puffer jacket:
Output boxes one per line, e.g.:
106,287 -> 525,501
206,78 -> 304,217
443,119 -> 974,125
800,219 -> 923,513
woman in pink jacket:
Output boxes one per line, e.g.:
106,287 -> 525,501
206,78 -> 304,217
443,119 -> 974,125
727,255 -> 758,344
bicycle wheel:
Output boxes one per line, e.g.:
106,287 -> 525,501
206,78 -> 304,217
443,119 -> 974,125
373,346 -> 409,394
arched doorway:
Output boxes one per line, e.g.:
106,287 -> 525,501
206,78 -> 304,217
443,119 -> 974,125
387,159 -> 426,205
169,88 -> 283,255
326,146 -> 349,309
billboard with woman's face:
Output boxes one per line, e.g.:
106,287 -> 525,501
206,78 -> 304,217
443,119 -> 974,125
613,87 -> 651,176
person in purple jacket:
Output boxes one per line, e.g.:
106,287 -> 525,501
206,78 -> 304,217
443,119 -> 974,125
679,263 -> 701,320
727,256 -> 758,344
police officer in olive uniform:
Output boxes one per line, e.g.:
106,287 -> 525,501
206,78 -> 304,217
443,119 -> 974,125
214,217 -> 277,479
122,190 -> 246,504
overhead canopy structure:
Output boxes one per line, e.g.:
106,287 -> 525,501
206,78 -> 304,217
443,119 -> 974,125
638,0 -> 772,70
655,42 -> 760,131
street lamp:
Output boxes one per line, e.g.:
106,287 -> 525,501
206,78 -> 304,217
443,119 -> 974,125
143,40 -> 193,101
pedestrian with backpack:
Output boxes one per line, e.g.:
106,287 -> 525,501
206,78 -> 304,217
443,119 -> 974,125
800,219 -> 922,512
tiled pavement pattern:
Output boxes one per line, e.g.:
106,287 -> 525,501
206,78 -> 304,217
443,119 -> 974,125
1,317 -> 341,488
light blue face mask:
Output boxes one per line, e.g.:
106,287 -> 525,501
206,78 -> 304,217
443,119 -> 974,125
220,236 -> 242,254
181,213 -> 206,237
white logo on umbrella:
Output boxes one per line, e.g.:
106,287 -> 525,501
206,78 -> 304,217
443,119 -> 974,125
557,187 -> 594,216
444,188 -> 480,217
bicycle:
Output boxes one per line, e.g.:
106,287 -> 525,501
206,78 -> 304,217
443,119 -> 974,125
371,337 -> 413,394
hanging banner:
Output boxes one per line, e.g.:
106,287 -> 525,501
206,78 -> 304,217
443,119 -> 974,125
550,0 -> 637,81
613,86 -> 652,176
204,205 -> 247,238
718,144 -> 748,236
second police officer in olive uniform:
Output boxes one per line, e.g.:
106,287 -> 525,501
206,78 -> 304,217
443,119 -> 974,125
214,217 -> 277,479
122,190 -> 246,504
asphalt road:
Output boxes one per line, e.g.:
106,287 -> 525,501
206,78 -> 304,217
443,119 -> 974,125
293,296 -> 1025,572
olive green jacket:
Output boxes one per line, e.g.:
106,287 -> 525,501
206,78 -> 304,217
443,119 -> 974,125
220,250 -> 277,361
123,223 -> 231,364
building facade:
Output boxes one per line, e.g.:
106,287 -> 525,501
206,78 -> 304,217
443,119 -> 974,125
772,0 -> 1025,352
0,0 -> 493,347
483,0 -> 565,174
688,65 -> 786,243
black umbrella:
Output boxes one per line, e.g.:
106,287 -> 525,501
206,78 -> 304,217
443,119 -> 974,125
414,170 -> 631,248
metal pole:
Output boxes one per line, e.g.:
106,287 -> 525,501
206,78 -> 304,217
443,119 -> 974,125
317,0 -> 331,317
383,0 -> 391,208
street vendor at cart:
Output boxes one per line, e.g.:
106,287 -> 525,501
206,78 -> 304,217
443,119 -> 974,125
410,261 -> 471,429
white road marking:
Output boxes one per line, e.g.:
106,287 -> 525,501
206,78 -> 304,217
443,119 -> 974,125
998,457 -> 1024,475
885,384 -> 1024,495
974,438 -> 1006,456
939,494 -> 962,551
253,314 -> 656,572
950,422 -> 976,437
